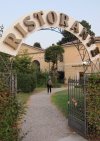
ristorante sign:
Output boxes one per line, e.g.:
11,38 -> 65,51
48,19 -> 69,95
0,10 -> 99,61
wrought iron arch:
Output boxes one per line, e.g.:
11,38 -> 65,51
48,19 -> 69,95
0,11 -> 100,73
40,27 -> 100,73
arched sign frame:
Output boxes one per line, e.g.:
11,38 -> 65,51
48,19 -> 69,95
0,10 -> 100,72
41,27 -> 100,72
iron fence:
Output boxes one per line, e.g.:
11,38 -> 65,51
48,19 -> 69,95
68,77 -> 87,137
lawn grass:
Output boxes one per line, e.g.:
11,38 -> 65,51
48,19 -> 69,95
51,88 -> 84,120
51,90 -> 68,117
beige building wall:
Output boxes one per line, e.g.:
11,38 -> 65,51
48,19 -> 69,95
63,44 -> 83,81
62,40 -> 100,83
18,43 -> 49,72
19,38 -> 100,83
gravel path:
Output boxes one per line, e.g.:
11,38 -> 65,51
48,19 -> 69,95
21,88 -> 87,141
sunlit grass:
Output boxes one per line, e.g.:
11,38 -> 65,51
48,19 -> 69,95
51,90 -> 68,117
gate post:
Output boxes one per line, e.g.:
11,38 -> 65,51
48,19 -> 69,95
83,74 -> 88,137
10,72 -> 17,96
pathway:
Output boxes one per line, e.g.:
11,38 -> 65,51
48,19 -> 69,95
21,88 -> 87,141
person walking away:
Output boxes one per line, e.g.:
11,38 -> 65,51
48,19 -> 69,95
47,79 -> 52,93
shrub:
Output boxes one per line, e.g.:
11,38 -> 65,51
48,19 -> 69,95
86,73 -> 100,140
17,73 -> 36,93
33,71 -> 49,87
0,92 -> 24,141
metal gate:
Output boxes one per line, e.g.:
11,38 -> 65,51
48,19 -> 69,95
68,77 -> 87,137
0,72 -> 17,95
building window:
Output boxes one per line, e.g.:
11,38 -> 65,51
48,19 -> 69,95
33,60 -> 40,71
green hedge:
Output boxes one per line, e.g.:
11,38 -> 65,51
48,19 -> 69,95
86,74 -> 100,140
17,73 -> 36,93
0,92 -> 24,141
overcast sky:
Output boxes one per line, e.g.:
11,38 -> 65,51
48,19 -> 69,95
0,0 -> 100,48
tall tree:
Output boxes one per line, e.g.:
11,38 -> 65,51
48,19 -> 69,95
80,20 -> 95,36
33,42 -> 42,48
57,20 -> 95,45
45,44 -> 64,72
12,54 -> 36,92
12,55 -> 33,73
